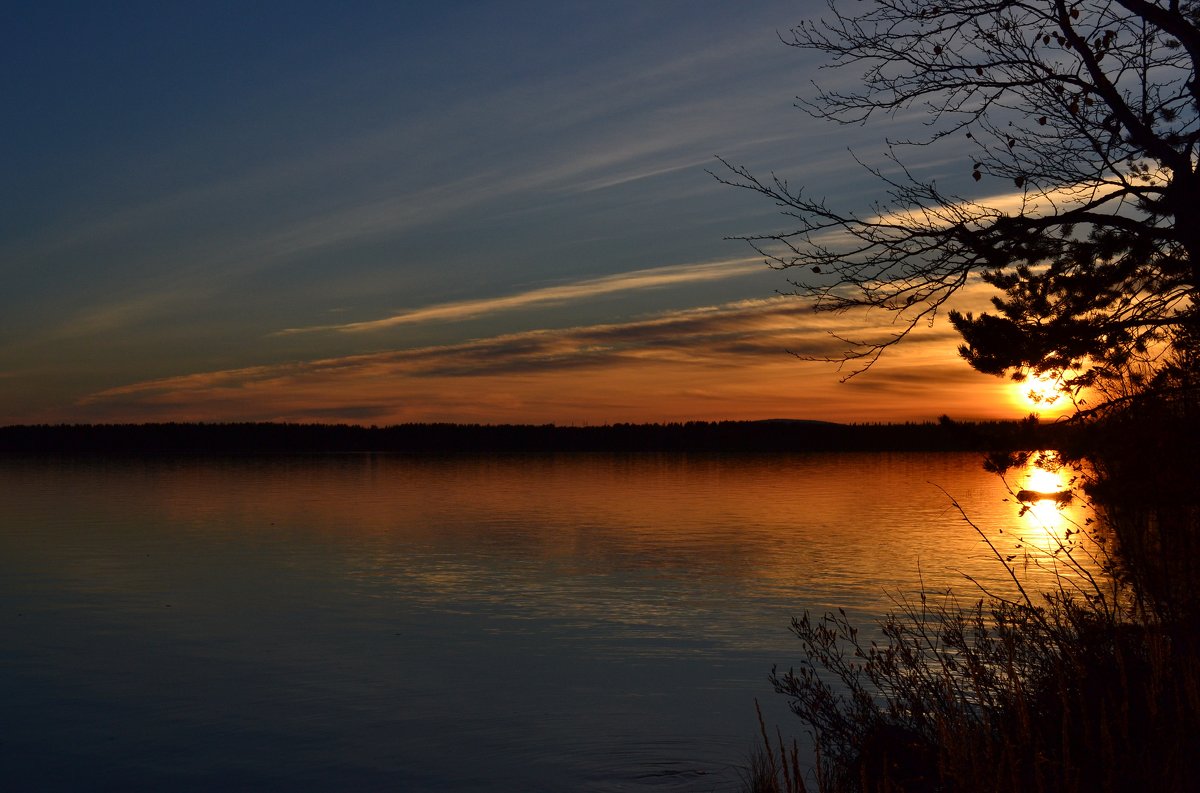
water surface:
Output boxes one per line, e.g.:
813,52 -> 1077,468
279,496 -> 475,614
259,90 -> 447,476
0,452 -> 1093,791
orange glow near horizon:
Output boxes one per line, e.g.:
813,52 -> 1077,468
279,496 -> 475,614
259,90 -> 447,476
32,296 -> 1051,427
56,344 -> 1025,426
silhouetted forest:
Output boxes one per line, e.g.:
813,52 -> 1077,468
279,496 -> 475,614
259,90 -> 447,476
0,418 -> 1064,455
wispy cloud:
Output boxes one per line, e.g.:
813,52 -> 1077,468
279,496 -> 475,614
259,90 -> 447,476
72,294 -> 1011,426
865,177 -> 1133,231
96,297 -> 822,398
275,258 -> 765,335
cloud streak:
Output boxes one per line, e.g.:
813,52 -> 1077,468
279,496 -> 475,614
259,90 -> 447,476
98,298 -> 826,395
275,258 -> 765,334
72,295 -> 1012,426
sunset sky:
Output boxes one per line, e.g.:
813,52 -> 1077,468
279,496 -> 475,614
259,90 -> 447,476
3,1 -> 1055,426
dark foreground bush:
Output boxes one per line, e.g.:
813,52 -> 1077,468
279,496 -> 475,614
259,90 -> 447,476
756,595 -> 1199,792
747,461 -> 1200,793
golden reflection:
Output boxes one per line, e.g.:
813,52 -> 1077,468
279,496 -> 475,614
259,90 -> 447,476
97,452 -> 1101,611
1000,451 -> 1102,595
13,452 -> 1105,624
1015,452 -> 1073,529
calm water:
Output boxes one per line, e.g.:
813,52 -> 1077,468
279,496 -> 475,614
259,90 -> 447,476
0,452 -> 1094,791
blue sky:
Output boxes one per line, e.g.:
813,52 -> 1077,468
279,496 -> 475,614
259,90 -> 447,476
2,1 -> 1035,424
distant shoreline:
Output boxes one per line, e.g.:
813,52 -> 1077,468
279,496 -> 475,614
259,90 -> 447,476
0,419 -> 1064,455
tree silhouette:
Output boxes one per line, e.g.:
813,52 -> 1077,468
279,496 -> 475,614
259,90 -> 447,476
718,0 -> 1200,405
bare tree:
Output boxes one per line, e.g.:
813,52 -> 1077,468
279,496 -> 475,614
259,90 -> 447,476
718,0 -> 1200,403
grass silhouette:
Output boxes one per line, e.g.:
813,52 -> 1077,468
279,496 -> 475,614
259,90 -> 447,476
746,436 -> 1200,792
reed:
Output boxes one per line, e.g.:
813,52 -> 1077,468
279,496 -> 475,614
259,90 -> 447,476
741,699 -> 809,793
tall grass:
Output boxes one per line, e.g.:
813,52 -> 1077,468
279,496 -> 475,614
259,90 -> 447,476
742,699 -> 809,793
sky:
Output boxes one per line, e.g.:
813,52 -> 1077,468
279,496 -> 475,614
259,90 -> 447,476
2,1 -> 1055,426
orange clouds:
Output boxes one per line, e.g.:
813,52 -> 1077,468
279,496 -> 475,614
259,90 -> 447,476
68,297 -> 1022,425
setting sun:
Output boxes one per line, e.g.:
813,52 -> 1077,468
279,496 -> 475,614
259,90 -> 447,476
1010,370 -> 1073,416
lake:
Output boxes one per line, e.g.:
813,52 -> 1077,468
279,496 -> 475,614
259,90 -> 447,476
0,452 -> 1095,791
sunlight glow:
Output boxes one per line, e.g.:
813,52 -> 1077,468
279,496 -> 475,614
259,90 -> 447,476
1014,452 -> 1077,544
992,450 -> 1110,600
1010,370 -> 1073,416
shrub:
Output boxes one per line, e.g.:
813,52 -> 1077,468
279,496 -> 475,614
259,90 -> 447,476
749,468 -> 1200,793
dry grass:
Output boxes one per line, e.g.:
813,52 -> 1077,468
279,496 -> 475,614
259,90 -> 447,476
741,699 -> 809,793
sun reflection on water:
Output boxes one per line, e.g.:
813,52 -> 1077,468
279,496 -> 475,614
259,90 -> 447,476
998,451 -> 1104,595
1020,457 -> 1072,527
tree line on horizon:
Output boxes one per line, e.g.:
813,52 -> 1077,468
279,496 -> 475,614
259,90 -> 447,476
0,417 -> 1062,455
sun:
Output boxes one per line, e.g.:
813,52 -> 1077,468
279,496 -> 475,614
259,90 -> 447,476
1010,370 -> 1072,415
